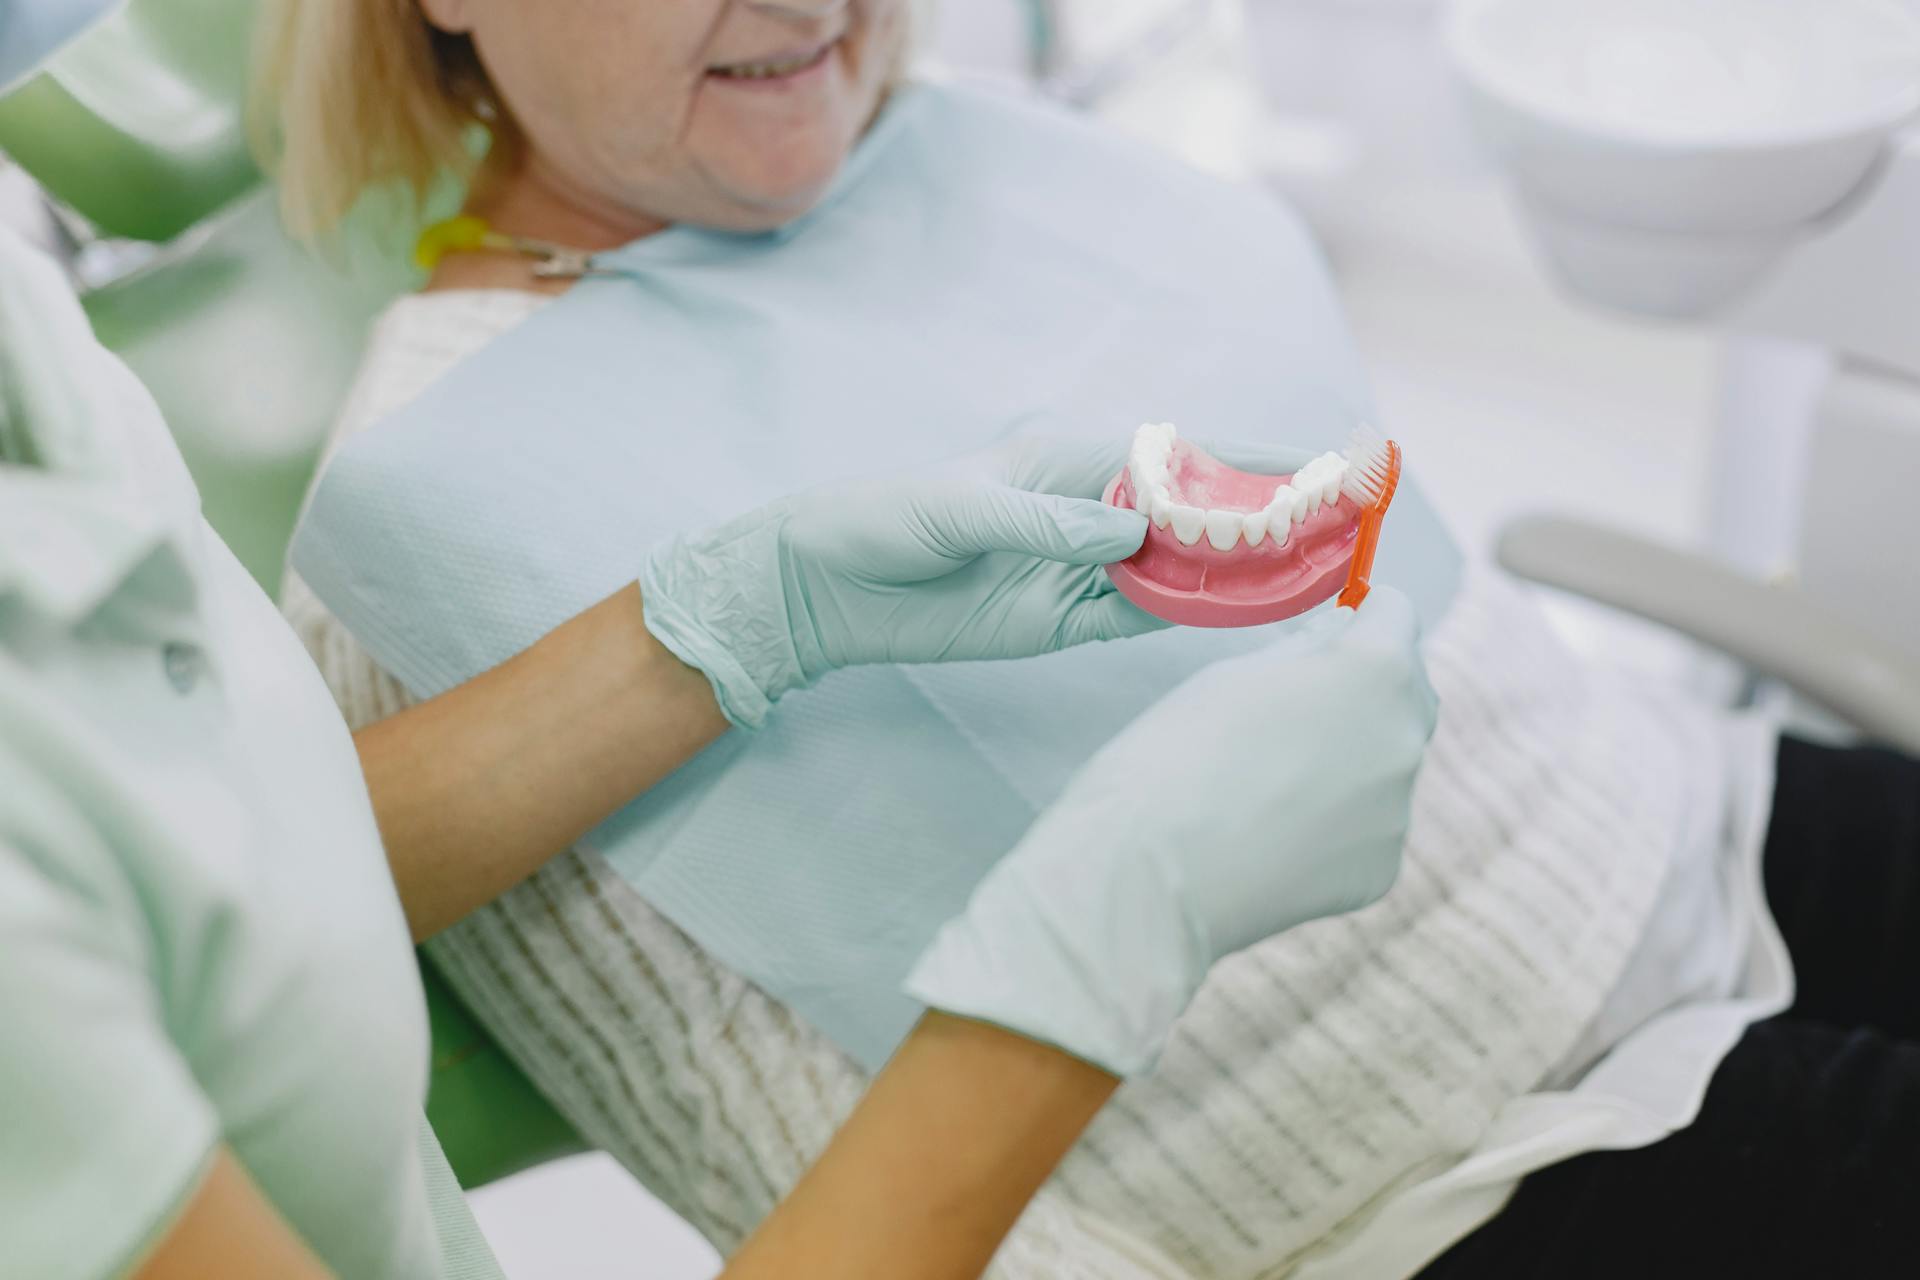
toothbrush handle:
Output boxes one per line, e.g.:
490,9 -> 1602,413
1337,505 -> 1387,610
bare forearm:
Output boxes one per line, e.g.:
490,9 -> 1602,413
354,584 -> 729,940
137,1149 -> 334,1279
723,1012 -> 1119,1280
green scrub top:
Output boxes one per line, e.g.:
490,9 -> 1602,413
0,234 -> 505,1278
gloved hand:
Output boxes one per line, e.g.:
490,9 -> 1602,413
638,438 -> 1169,728
904,587 -> 1439,1077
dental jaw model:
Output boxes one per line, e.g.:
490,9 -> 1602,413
1103,423 -> 1402,627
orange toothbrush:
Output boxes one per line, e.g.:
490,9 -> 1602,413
1336,430 -> 1403,610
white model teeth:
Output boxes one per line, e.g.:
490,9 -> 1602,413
1266,486 -> 1297,543
713,51 -> 820,78
1128,421 -> 1176,491
1274,451 -> 1348,527
1168,504 -> 1206,546
1204,509 -> 1243,551
1125,423 -> 1351,550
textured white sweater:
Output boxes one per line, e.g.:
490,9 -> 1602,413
284,291 -> 1788,1279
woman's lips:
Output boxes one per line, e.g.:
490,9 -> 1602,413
705,39 -> 838,88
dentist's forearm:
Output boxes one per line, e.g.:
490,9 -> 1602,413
353,584 -> 729,940
722,1012 -> 1119,1280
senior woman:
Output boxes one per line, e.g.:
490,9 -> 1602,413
260,1 -> 1920,1277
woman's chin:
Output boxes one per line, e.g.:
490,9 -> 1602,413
692,166 -> 844,232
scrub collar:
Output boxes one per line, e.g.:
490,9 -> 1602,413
0,226 -> 199,626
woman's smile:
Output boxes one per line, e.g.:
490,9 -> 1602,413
389,0 -> 905,239
705,35 -> 842,88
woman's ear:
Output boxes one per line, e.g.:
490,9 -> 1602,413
417,0 -> 474,35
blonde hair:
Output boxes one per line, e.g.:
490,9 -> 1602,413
250,0 -> 517,243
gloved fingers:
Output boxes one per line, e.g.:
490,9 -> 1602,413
1336,587 -> 1441,727
1336,585 -> 1420,655
1055,586 -> 1172,647
924,484 -> 1149,565
995,437 -> 1130,500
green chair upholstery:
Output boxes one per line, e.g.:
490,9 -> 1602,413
2,0 -> 586,1189
420,958 -> 592,1187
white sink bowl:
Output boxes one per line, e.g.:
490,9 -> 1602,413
1444,0 -> 1920,317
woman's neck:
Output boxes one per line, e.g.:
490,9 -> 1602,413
424,152 -> 668,295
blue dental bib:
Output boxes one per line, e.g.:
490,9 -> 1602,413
293,82 -> 1461,1068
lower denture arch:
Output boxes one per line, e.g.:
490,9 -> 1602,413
1104,422 -> 1365,625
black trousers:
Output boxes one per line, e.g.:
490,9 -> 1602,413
1417,736 -> 1920,1279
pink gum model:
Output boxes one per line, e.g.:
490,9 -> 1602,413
1103,441 -> 1362,628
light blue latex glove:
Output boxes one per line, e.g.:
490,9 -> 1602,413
904,587 -> 1438,1077
637,439 -> 1164,728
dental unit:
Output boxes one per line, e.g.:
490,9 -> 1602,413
1104,423 -> 1402,626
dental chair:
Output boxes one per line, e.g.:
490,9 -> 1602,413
0,0 -> 583,1188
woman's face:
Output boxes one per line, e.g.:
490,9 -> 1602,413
422,0 -> 908,233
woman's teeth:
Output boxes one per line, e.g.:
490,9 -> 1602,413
1127,422 -> 1352,551
710,46 -> 830,79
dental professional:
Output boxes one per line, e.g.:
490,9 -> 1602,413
0,14 -> 1438,1280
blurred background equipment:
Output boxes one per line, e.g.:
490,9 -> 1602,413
1446,0 -> 1920,750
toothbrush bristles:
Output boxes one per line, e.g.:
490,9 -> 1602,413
1340,426 -> 1396,506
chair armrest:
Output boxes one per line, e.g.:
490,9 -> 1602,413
1496,514 -> 1920,756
